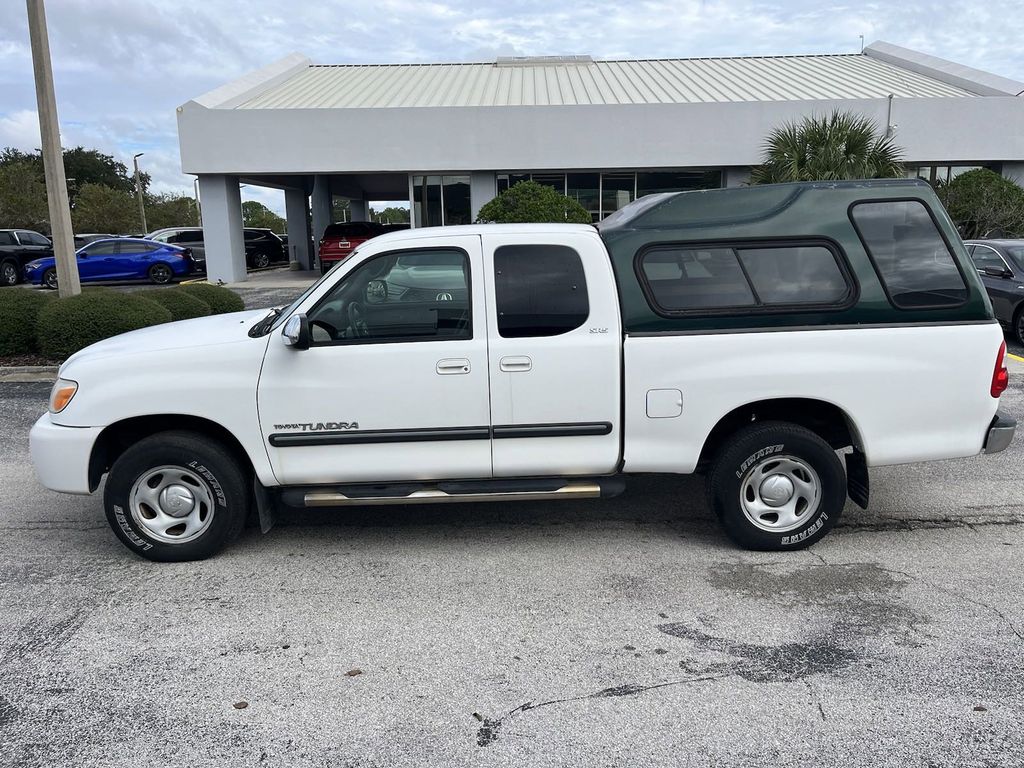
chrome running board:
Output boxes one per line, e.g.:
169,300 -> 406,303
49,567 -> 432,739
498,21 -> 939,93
302,482 -> 603,507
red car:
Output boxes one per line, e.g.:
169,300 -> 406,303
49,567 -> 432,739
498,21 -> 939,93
318,222 -> 387,274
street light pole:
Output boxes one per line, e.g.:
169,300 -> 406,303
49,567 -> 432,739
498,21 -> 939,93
133,152 -> 147,234
25,0 -> 79,297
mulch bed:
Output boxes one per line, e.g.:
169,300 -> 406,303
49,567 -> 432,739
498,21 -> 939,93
0,354 -> 63,367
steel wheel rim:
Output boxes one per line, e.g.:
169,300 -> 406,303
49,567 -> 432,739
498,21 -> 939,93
739,454 -> 821,533
151,265 -> 172,283
2,263 -> 16,284
129,465 -> 216,544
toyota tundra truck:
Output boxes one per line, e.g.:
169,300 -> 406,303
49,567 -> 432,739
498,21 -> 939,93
30,180 -> 1015,561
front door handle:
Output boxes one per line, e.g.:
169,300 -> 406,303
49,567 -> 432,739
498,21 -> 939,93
436,358 -> 471,375
500,355 -> 532,373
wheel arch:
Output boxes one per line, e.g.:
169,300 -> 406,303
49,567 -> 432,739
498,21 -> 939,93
697,397 -> 865,471
89,414 -> 255,492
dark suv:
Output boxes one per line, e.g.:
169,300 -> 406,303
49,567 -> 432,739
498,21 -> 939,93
0,229 -> 53,286
966,239 -> 1024,344
147,227 -> 286,272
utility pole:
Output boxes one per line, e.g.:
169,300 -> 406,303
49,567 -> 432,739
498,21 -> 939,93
133,152 -> 147,233
26,0 -> 79,297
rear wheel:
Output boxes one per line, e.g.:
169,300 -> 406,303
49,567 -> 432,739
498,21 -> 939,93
42,268 -> 57,290
148,263 -> 173,284
1013,305 -> 1024,347
1,260 -> 19,286
104,431 -> 247,561
250,251 -> 270,269
707,421 -> 846,550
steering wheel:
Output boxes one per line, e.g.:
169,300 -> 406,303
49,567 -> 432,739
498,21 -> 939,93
347,301 -> 370,338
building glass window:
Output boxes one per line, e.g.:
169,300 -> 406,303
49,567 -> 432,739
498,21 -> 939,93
531,174 -> 566,194
494,244 -> 589,338
413,176 -> 443,227
442,176 -> 471,225
496,173 -> 530,194
601,173 -> 635,217
850,200 -> 968,308
637,171 -> 722,196
567,173 -> 600,222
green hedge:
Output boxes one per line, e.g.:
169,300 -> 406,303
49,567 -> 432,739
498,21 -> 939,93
179,283 -> 245,314
0,289 -> 53,355
136,288 -> 212,321
37,288 -> 173,359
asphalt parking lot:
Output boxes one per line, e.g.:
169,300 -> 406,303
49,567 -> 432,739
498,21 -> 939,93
2,350 -> 1023,767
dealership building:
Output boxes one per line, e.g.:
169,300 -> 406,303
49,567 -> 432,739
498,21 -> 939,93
176,40 -> 1024,283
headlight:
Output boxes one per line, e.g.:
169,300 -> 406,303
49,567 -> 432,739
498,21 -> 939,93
49,378 -> 78,413
25,261 -> 42,270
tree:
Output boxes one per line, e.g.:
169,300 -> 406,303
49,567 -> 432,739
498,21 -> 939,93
241,200 -> 285,232
0,145 -> 146,205
937,169 -> 1024,239
476,180 -> 592,224
0,159 -> 49,230
750,110 -> 904,184
71,183 -> 137,234
370,206 -> 410,224
146,193 -> 199,231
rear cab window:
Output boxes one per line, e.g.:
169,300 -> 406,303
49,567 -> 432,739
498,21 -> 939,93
493,244 -> 589,337
850,199 -> 968,309
637,240 -> 853,315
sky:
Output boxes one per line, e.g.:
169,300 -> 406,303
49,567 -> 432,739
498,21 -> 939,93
1,0 -> 1022,216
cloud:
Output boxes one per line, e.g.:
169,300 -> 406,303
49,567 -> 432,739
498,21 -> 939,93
0,0 -> 1020,218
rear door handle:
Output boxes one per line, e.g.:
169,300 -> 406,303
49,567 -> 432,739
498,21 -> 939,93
500,356 -> 532,373
436,358 -> 471,375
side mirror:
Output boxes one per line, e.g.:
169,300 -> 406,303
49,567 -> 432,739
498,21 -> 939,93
983,265 -> 1012,279
366,279 -> 388,304
282,314 -> 310,350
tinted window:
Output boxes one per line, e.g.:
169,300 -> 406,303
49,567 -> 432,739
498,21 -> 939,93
323,223 -> 382,239
118,242 -> 154,254
308,248 -> 471,343
970,245 -> 1009,273
244,230 -> 268,242
640,247 -> 755,310
0,232 -> 14,245
168,230 -> 203,244
19,231 -> 50,246
738,246 -> 849,305
84,242 -> 117,256
494,245 -> 589,338
639,242 -> 852,313
851,200 -> 967,308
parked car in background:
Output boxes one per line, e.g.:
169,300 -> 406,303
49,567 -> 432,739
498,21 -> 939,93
74,233 -> 117,248
0,229 -> 52,286
318,221 -> 386,274
148,227 -> 285,272
966,239 -> 1024,343
24,238 -> 193,289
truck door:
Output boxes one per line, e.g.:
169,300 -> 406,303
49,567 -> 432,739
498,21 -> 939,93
256,235 -> 492,485
482,231 -> 622,477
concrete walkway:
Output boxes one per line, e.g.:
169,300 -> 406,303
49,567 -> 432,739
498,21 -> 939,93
220,267 -> 320,290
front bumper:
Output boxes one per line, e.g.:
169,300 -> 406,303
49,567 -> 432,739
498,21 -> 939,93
983,412 -> 1016,455
29,413 -> 104,494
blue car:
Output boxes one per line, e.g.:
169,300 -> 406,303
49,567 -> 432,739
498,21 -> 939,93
24,238 -> 194,289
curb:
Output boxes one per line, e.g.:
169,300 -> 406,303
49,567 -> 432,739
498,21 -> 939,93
0,365 -> 59,383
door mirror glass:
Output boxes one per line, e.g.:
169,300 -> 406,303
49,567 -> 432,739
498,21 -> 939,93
983,265 -> 1012,278
282,313 -> 310,350
366,278 -> 388,304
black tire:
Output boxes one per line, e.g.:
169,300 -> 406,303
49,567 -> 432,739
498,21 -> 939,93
0,260 -> 19,286
104,431 -> 247,562
706,421 -> 845,551
148,262 -> 173,284
1013,305 -> 1024,347
42,268 -> 57,290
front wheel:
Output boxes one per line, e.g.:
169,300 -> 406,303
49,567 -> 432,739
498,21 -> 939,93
250,251 -> 270,269
148,263 -> 173,284
104,431 -> 247,561
707,421 -> 846,550
42,268 -> 57,290
1,260 -> 19,286
1013,306 -> 1024,347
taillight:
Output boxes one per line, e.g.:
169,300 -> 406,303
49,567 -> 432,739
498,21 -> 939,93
991,340 -> 1009,398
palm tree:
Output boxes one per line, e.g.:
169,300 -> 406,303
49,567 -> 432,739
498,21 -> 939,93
750,110 -> 904,184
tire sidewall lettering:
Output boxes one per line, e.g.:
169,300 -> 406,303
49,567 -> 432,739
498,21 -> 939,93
112,503 -> 153,551
187,460 -> 226,506
735,443 -> 784,478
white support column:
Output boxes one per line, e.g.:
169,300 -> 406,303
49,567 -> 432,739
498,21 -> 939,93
198,174 -> 247,284
311,174 -> 332,270
349,198 -> 369,222
470,171 -> 496,221
285,187 -> 312,269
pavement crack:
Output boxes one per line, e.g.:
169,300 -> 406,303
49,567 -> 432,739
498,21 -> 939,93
476,673 -> 729,747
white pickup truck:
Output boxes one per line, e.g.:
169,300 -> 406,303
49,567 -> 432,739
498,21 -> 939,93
31,180 -> 1014,561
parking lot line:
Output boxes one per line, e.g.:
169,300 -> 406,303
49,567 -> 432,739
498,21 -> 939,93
1008,352 -> 1024,363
